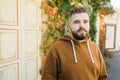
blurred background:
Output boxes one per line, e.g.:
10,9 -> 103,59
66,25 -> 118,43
0,0 -> 120,80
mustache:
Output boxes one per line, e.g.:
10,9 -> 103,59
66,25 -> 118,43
77,27 -> 87,32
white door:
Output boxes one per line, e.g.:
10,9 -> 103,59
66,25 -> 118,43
0,0 -> 40,80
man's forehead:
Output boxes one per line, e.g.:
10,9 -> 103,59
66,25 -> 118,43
69,13 -> 89,20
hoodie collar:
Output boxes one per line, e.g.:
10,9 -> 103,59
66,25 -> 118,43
59,34 -> 95,64
59,34 -> 90,42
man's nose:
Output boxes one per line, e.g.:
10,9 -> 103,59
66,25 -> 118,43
79,22 -> 84,28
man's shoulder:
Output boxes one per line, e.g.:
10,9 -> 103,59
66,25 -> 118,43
52,40 -> 67,47
89,41 -> 99,47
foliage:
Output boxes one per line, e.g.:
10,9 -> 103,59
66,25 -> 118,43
40,0 -> 113,56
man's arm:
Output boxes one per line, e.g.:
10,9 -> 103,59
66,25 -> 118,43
41,49 -> 57,80
98,49 -> 108,80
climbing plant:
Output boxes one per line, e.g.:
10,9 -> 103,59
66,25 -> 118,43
39,0 -> 114,74
40,0 -> 113,56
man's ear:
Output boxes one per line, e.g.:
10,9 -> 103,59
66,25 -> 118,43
67,25 -> 72,33
66,20 -> 72,33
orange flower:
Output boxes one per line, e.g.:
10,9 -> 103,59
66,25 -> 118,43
41,0 -> 58,16
41,0 -> 51,11
41,0 -> 47,7
48,7 -> 58,16
52,7 -> 58,15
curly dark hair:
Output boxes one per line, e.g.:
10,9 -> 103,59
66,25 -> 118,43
68,6 -> 89,17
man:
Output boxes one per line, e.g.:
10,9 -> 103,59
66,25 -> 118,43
41,6 -> 108,80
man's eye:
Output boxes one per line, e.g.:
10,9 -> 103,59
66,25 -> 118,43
74,21 -> 80,24
84,20 -> 88,23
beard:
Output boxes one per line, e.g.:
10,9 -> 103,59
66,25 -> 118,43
71,28 -> 88,40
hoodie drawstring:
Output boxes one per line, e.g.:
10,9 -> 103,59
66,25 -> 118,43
70,40 -> 78,63
70,40 -> 95,64
87,41 -> 95,64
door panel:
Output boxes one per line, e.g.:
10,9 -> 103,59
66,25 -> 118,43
0,0 -> 40,80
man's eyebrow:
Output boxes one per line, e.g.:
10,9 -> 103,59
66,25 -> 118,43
73,20 -> 80,22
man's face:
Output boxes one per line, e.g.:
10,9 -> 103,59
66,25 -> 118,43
68,13 -> 90,40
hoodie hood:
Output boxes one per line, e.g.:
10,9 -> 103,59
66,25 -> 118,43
59,35 -> 95,64
59,34 -> 89,42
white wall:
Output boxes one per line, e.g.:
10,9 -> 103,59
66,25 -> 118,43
96,12 -> 100,45
104,9 -> 120,51
115,9 -> 120,51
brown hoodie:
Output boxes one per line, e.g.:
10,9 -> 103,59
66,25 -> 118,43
41,35 -> 108,80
